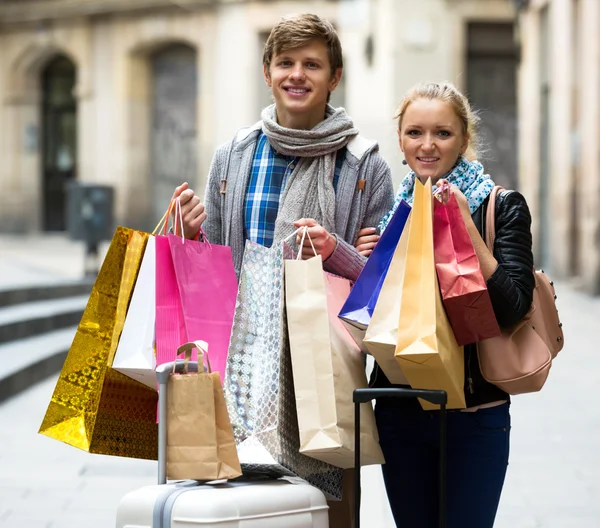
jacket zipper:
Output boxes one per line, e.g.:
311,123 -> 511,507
467,348 -> 474,394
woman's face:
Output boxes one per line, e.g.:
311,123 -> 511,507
398,98 -> 469,183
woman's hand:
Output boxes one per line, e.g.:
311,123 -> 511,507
355,227 -> 380,257
171,183 -> 207,240
435,179 -> 499,280
293,219 -> 337,260
435,179 -> 471,220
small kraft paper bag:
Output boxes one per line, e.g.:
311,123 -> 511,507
363,212 -> 412,385
395,179 -> 466,410
285,230 -> 383,469
167,341 -> 242,481
433,191 -> 500,345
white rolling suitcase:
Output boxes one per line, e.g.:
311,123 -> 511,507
115,360 -> 329,528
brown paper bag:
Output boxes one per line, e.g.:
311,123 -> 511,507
395,179 -> 466,410
167,341 -> 242,480
285,253 -> 384,469
363,213 -> 412,385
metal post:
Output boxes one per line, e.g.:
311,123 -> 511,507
439,402 -> 447,528
158,376 -> 168,485
354,400 -> 361,528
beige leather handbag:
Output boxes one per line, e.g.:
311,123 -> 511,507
477,187 -> 564,395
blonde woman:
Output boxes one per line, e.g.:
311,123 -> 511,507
356,82 -> 535,527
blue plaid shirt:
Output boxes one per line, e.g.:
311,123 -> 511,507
244,131 -> 345,247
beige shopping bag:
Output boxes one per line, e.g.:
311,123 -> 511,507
363,213 -> 412,385
285,245 -> 384,469
167,341 -> 242,481
395,179 -> 466,410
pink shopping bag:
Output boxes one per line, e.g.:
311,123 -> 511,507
155,234 -> 195,367
167,231 -> 238,382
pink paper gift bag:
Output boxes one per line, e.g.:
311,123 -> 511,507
167,233 -> 238,382
155,234 -> 194,367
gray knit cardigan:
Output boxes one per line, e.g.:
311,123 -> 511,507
203,122 -> 394,282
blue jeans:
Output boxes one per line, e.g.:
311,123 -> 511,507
375,401 -> 510,528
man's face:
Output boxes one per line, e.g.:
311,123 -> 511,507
264,39 -> 342,128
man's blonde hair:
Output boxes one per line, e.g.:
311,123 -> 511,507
262,13 -> 343,76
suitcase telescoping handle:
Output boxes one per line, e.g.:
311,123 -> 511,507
156,360 -> 200,485
353,388 -> 448,528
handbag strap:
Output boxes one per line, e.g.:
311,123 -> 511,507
484,185 -> 505,251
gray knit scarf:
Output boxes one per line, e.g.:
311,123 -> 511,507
260,104 -> 359,245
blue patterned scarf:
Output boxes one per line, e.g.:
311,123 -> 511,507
378,156 -> 495,233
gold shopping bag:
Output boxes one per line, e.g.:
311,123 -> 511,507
38,226 -> 159,459
166,342 -> 242,481
394,179 -> 466,410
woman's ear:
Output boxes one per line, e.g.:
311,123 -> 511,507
461,131 -> 470,155
397,129 -> 404,154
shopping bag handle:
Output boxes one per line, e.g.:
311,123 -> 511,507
173,197 -> 185,243
175,340 -> 211,374
152,200 -> 175,236
432,181 -> 452,205
194,226 -> 212,247
353,387 -> 447,406
151,197 -> 185,242
283,226 -> 317,260
153,198 -> 213,248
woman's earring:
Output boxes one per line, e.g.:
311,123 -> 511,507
402,159 -> 408,166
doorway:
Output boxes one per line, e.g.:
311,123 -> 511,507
41,55 -> 77,231
150,44 -> 198,223
466,22 -> 519,190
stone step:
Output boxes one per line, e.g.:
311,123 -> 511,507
0,296 -> 87,344
0,326 -> 77,403
0,280 -> 93,308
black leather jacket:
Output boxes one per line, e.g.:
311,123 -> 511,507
370,189 -> 536,408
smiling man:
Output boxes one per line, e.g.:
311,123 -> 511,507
173,13 -> 393,282
171,16 -> 393,526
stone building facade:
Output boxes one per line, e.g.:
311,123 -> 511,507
0,0 -> 516,236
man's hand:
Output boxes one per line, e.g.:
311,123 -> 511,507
171,183 -> 207,240
293,218 -> 337,260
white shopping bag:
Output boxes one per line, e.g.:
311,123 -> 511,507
113,236 -> 157,388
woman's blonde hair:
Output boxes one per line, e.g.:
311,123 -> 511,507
394,81 -> 481,161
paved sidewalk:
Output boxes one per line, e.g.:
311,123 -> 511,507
0,373 -> 394,527
493,282 -> 600,528
0,232 -> 597,526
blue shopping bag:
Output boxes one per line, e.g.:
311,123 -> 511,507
339,200 -> 411,341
